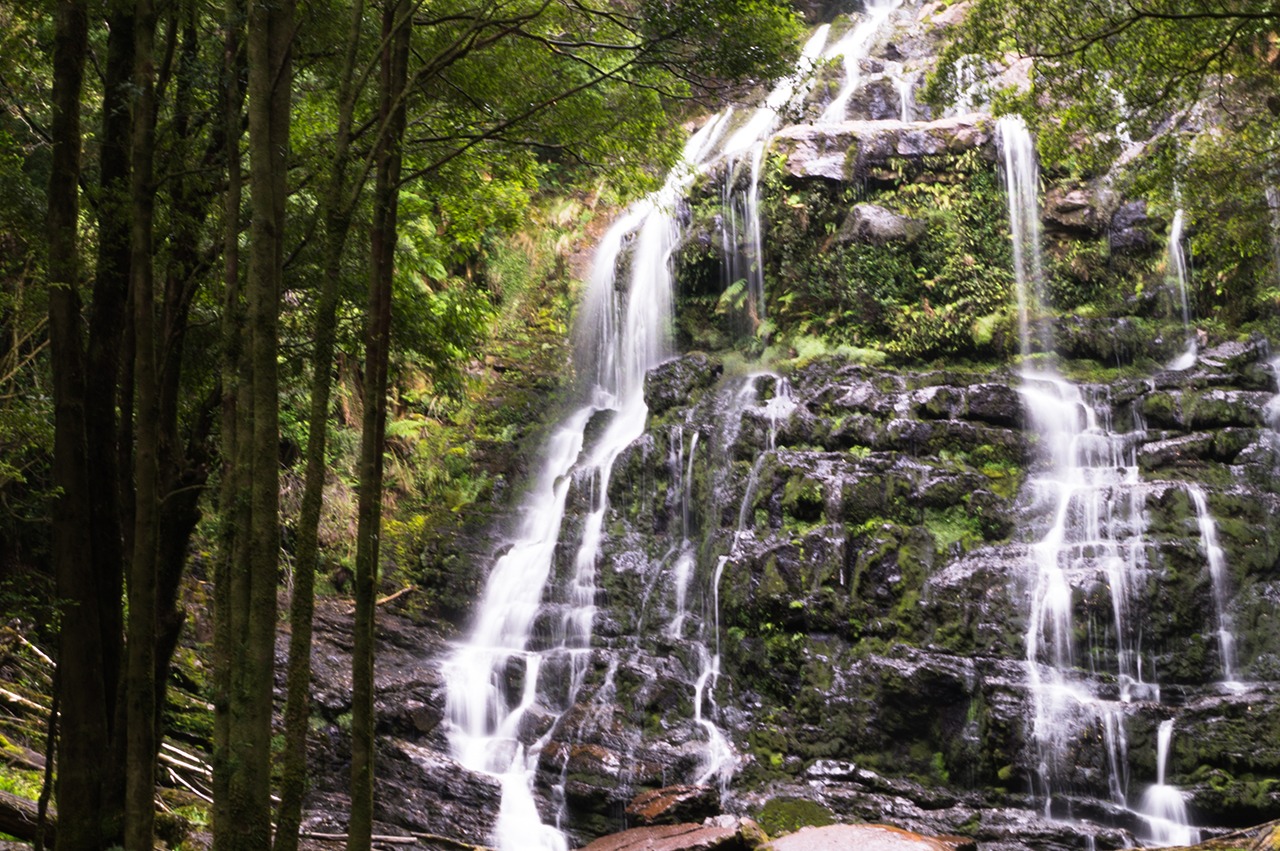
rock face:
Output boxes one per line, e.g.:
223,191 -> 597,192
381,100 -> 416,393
344,348 -> 1280,849
770,114 -> 995,181
837,204 -> 927,245
360,343 -> 1276,849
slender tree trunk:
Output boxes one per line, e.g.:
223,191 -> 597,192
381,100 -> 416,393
274,2 -> 364,847
212,0 -> 244,845
124,0 -> 160,843
348,5 -> 410,849
87,14 -> 135,836
225,0 -> 292,844
46,3 -> 112,849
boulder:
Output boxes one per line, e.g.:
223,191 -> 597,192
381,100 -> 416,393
627,786 -> 721,825
1043,185 -> 1103,234
582,818 -> 767,851
771,114 -> 995,181
837,203 -> 926,245
1110,200 -> 1154,253
761,824 -> 976,851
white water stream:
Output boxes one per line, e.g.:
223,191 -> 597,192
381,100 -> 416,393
443,113 -> 730,849
1002,115 -> 1203,845
442,24 -> 842,846
1186,485 -> 1240,686
1166,209 -> 1197,371
998,115 -> 1044,358
819,0 -> 902,123
1138,721 -> 1198,846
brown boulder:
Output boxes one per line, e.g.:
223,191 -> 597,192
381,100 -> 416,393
761,824 -> 976,851
626,785 -> 720,825
582,818 -> 767,851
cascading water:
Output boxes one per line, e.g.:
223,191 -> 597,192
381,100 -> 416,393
719,26 -> 830,330
1018,373 -> 1154,817
1166,209 -> 1197,371
1138,721 -> 1197,847
998,115 -> 1045,358
819,0 -> 902,123
692,374 -> 796,790
442,113 -> 731,850
1186,485 -> 1240,686
442,25 -> 842,844
896,72 -> 916,122
1002,115 -> 1205,845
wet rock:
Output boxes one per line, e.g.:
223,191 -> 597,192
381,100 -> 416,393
647,353 -> 724,416
771,114 -> 995,181
1043,185 -> 1105,235
582,819 -> 766,851
843,77 -> 902,121
1110,200 -> 1154,253
627,785 -> 721,825
761,824 -> 975,851
836,203 -> 926,245
1199,338 -> 1270,372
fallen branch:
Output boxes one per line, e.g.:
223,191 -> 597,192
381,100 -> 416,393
0,687 -> 48,715
0,628 -> 54,668
300,832 -> 416,846
409,833 -> 495,850
298,831 -> 493,850
0,788 -> 54,845
376,585 -> 417,607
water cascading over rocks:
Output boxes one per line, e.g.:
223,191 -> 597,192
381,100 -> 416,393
999,116 -> 1261,846
441,26 -> 834,849
421,4 -> 1280,849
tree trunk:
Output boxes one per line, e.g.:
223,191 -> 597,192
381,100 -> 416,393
274,2 -> 364,847
46,4 -> 112,849
348,5 -> 410,849
86,13 -> 134,836
211,0 -> 244,845
124,0 -> 160,843
223,0 -> 292,844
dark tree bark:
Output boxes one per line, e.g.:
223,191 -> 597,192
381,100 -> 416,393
348,4 -> 410,849
86,15 -> 134,833
124,0 -> 160,842
222,0 -> 292,844
46,3 -> 112,849
274,1 -> 365,847
212,0 -> 245,844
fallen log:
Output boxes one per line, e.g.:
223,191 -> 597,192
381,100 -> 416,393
0,788 -> 52,845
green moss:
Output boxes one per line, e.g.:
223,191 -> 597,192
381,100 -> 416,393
782,475 -> 825,526
756,796 -> 837,838
923,505 -> 983,552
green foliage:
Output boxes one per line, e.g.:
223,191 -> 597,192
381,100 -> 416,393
929,0 -> 1280,326
761,149 -> 1014,361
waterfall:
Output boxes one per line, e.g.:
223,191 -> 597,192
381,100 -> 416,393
442,112 -> 730,850
1186,485 -> 1240,686
895,72 -> 915,122
441,24 -> 838,843
1166,209 -> 1196,370
1002,114 -> 1187,837
819,0 -> 902,123
691,374 -> 796,790
1018,375 -> 1154,815
719,26 -> 831,331
1138,720 -> 1198,847
998,115 -> 1045,359
667,429 -> 699,640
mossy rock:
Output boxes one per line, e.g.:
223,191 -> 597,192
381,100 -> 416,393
756,796 -> 836,838
782,475 -> 825,525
